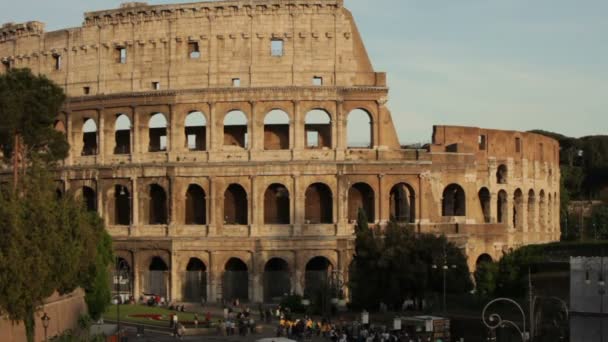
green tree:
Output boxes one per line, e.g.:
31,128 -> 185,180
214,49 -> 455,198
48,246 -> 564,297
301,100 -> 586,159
0,69 -> 112,342
474,261 -> 499,297
0,68 -> 68,180
589,205 -> 608,240
350,209 -> 381,310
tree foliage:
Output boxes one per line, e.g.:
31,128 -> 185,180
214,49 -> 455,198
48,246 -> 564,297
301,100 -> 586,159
0,68 -> 68,164
350,209 -> 473,310
0,69 -> 112,341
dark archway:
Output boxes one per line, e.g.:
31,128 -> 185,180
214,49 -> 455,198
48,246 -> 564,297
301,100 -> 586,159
478,187 -> 491,223
263,258 -> 290,302
305,183 -> 333,224
264,184 -> 290,224
114,185 -> 131,226
149,113 -> 168,152
148,184 -> 168,225
442,184 -> 466,216
82,118 -> 98,156
497,165 -> 508,184
476,254 -> 493,267
497,190 -> 508,224
82,186 -> 96,212
389,183 -> 416,223
113,257 -> 133,303
223,258 -> 249,302
264,110 -> 290,150
304,257 -> 333,298
528,190 -> 536,232
185,112 -> 207,151
185,184 -> 206,225
224,184 -> 248,225
348,183 -> 375,222
114,114 -> 131,154
224,111 -> 248,148
147,257 -> 169,297
305,110 -> 332,149
539,190 -> 546,232
183,258 -> 207,302
513,189 -> 524,230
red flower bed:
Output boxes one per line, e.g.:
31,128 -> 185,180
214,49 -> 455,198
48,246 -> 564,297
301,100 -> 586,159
129,314 -> 164,321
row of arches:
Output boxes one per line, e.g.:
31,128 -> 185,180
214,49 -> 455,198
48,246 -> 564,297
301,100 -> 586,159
116,255 -> 336,303
75,108 -> 374,156
77,181 -> 416,226
442,183 -> 557,231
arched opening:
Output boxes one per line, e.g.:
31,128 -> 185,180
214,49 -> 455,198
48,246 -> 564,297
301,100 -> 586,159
497,165 -> 508,184
348,182 -> 375,222
264,184 -> 290,224
185,111 -> 207,151
183,258 -> 207,302
513,189 -> 524,230
497,190 -> 508,224
476,254 -> 493,267
264,110 -> 290,150
113,257 -> 133,303
224,111 -> 248,148
347,109 -> 372,148
147,257 -> 169,298
390,183 -> 416,223
224,184 -> 248,225
263,258 -> 290,302
305,183 -> 333,224
442,184 -> 466,216
304,256 -> 333,298
55,188 -> 63,200
478,187 -> 491,223
148,184 -> 168,225
114,185 -> 131,226
305,110 -> 332,149
223,258 -> 248,302
82,186 -> 96,212
185,184 -> 206,225
528,190 -> 536,232
149,113 -> 168,152
82,118 -> 98,156
539,190 -> 546,231
114,114 -> 131,154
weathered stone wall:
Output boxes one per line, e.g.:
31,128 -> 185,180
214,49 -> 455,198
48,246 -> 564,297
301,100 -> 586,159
0,0 -> 560,303
0,290 -> 87,342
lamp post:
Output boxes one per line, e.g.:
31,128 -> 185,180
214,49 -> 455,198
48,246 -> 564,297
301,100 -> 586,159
482,298 -> 528,341
432,242 -> 456,313
41,312 -> 50,342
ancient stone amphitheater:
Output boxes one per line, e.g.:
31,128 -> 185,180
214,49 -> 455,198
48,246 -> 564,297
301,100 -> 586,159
0,0 -> 560,303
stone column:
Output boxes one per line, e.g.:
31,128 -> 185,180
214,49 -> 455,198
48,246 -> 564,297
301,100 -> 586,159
96,179 -> 104,219
249,176 -> 257,236
208,102 -> 218,151
252,252 -> 263,303
208,252 -> 219,303
66,112 -> 73,166
377,174 -> 384,224
335,101 -> 345,156
522,196 -> 529,233
292,251 -> 303,295
131,105 -> 140,161
293,101 -> 304,151
132,252 -> 141,299
131,177 -> 139,227
97,107 -> 105,164
170,253 -> 178,302
250,101 -> 261,151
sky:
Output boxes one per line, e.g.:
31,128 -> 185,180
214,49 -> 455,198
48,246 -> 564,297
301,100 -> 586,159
1,0 -> 606,144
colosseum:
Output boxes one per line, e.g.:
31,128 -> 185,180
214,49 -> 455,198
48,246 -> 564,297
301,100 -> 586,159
0,0 -> 560,303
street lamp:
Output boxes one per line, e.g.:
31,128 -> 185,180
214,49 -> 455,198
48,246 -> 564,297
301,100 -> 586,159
41,312 -> 50,342
432,242 -> 456,313
482,298 -> 528,341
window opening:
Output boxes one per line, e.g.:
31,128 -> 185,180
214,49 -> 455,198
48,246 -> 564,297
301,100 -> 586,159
188,41 -> 200,59
271,39 -> 284,57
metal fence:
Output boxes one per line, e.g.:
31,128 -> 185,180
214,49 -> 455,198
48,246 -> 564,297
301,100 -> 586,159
223,271 -> 249,302
181,271 -> 207,303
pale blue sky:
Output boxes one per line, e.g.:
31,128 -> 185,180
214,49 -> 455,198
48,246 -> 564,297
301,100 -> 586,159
1,0 -> 606,143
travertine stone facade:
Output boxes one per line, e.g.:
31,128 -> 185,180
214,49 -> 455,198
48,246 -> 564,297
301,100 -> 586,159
0,0 -> 560,303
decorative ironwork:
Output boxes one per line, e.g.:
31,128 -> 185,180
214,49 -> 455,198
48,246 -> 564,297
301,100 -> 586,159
482,297 -> 528,341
